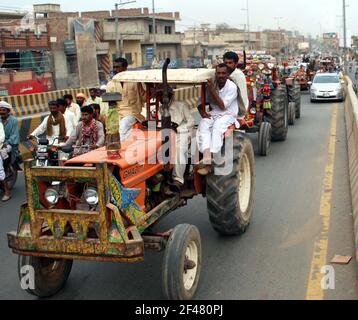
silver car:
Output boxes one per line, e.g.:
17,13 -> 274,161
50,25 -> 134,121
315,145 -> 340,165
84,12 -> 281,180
309,73 -> 346,102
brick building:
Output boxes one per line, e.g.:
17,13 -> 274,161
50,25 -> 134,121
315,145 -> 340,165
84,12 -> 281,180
0,9 -> 55,96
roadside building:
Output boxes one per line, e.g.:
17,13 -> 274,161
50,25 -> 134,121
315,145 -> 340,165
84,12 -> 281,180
0,7 -> 54,96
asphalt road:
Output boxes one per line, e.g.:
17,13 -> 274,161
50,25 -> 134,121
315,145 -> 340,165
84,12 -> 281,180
0,93 -> 357,300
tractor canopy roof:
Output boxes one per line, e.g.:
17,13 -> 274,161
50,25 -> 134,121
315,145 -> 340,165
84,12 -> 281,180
113,68 -> 215,84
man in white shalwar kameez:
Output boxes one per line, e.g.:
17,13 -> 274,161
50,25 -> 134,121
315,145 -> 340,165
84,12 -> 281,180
197,64 -> 240,175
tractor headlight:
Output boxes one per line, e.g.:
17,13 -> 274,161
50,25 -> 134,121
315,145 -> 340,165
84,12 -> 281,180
45,188 -> 59,205
84,188 -> 99,206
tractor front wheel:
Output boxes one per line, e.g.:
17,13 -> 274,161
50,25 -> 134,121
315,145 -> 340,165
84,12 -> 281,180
267,86 -> 288,141
162,224 -> 202,300
17,255 -> 73,298
288,83 -> 301,119
258,122 -> 272,156
288,102 -> 296,126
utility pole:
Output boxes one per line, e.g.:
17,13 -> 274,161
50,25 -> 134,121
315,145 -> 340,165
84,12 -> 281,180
241,1 -> 250,50
274,17 -> 283,55
274,17 -> 283,30
343,0 -> 348,71
115,3 -> 119,58
246,0 -> 250,50
114,0 -> 136,58
152,0 -> 157,59
239,24 -> 247,51
193,24 -> 196,57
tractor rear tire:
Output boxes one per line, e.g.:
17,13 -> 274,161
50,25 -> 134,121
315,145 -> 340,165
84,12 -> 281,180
207,132 -> 255,236
162,224 -> 202,300
288,102 -> 296,126
258,122 -> 272,156
267,85 -> 288,142
288,83 -> 301,119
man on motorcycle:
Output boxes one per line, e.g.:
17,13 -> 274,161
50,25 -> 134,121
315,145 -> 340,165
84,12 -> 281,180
64,105 -> 105,155
0,101 -> 20,202
28,101 -> 71,145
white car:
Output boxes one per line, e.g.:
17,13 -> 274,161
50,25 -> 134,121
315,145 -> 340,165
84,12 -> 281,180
309,73 -> 345,103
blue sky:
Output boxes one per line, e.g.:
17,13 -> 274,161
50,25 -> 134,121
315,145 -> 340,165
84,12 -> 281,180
0,0 -> 355,37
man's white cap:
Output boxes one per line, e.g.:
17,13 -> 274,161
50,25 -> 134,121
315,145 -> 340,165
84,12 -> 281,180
100,85 -> 107,91
0,101 -> 11,110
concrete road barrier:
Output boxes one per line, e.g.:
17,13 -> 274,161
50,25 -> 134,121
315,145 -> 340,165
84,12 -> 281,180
0,88 -> 90,117
345,77 -> 358,267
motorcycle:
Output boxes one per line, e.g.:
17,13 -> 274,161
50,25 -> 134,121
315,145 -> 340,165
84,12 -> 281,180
29,137 -> 73,167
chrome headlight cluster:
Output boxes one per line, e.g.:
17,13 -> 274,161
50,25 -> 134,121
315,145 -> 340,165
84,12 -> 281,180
84,188 -> 99,206
44,185 -> 99,207
45,188 -> 59,205
37,146 -> 48,153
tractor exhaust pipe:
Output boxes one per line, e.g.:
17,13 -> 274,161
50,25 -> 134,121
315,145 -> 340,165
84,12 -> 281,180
161,58 -> 172,169
243,50 -> 247,70
161,58 -> 171,130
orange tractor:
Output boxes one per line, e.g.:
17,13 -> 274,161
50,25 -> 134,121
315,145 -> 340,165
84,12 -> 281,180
8,60 -> 256,300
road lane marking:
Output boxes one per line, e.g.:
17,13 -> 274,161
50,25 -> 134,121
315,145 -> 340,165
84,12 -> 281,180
305,105 -> 338,300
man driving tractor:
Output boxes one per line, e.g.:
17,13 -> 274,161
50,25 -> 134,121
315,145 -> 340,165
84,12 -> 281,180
155,86 -> 195,192
64,105 -> 105,154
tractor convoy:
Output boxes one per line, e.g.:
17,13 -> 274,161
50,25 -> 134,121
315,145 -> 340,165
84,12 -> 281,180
237,52 -> 302,156
7,53 -> 306,301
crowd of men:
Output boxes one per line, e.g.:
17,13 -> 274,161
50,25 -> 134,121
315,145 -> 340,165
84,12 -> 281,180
0,86 -> 109,202
0,51 -> 248,201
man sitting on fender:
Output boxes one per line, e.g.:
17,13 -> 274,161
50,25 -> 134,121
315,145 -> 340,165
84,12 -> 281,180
223,51 -> 249,117
197,64 -> 240,175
